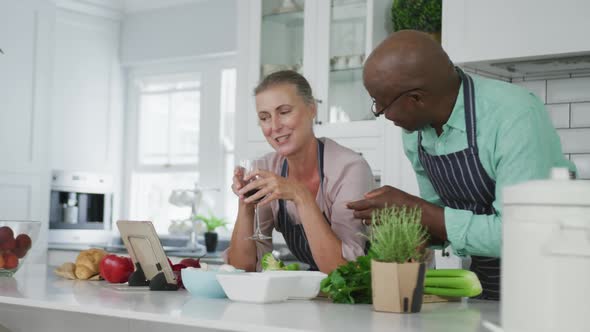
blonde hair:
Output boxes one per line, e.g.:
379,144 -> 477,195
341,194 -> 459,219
254,70 -> 315,106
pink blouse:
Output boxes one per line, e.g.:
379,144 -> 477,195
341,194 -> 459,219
226,137 -> 375,270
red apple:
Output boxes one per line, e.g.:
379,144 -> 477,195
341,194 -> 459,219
13,247 -> 28,259
0,226 -> 14,239
15,234 -> 32,250
99,254 -> 134,283
0,227 -> 15,250
3,253 -> 18,269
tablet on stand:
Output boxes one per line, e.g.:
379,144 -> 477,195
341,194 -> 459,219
116,220 -> 178,291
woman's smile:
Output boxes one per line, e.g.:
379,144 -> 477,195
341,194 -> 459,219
274,134 -> 291,144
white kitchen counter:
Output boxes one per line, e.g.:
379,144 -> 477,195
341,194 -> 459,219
0,264 -> 499,332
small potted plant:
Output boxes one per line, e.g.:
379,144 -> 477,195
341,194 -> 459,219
391,0 -> 442,43
369,206 -> 429,313
194,212 -> 228,253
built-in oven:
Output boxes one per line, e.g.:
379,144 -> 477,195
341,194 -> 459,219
48,170 -> 113,244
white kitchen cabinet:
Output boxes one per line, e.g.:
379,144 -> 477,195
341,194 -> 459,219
0,0 -> 54,263
50,6 -> 124,175
237,0 -> 392,175
442,0 -> 590,68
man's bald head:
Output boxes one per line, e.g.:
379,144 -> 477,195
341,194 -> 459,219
363,30 -> 460,132
364,30 -> 455,98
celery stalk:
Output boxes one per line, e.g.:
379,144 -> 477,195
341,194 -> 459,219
424,269 -> 483,298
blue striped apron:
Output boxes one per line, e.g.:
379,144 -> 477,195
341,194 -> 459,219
277,140 -> 329,271
417,68 -> 501,300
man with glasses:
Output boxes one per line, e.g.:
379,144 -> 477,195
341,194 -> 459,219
347,30 -> 575,300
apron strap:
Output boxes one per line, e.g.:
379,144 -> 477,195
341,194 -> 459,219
456,67 -> 479,153
418,67 -> 479,154
280,139 -> 328,222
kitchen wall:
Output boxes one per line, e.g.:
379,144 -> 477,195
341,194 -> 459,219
513,75 -> 590,179
0,0 -> 55,262
120,0 -> 237,65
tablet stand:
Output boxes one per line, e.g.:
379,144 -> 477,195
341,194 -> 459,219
127,262 -> 179,290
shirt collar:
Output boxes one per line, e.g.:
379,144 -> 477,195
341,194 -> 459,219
443,80 -> 466,133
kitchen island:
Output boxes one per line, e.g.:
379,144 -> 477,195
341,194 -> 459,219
0,264 -> 498,332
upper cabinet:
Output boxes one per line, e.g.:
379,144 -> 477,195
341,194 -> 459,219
442,0 -> 590,79
315,0 -> 391,127
242,0 -> 391,141
50,7 -> 123,174
237,0 -> 392,174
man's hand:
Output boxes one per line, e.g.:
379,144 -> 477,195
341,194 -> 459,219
346,185 -> 421,224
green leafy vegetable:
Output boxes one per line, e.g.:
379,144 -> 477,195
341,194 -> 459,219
261,253 -> 301,271
261,252 -> 285,271
320,255 -> 372,304
283,263 -> 300,271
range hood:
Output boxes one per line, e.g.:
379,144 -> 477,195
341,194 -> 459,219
460,54 -> 590,81
491,55 -> 590,77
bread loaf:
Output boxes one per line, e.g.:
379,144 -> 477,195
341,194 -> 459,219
54,262 -> 76,280
74,248 -> 107,280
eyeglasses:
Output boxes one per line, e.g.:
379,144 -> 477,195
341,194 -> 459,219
370,89 -> 418,117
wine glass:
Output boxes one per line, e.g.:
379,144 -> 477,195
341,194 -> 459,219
240,159 -> 272,241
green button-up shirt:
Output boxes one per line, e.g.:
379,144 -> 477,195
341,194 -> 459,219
402,74 -> 576,258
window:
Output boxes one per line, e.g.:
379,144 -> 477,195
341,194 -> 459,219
129,73 -> 202,234
220,68 -> 237,227
137,74 -> 201,166
125,58 -> 237,236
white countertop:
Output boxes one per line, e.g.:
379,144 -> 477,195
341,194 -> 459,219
0,264 -> 499,332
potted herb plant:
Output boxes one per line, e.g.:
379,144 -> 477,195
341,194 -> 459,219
391,0 -> 442,43
369,206 -> 429,313
195,213 -> 228,253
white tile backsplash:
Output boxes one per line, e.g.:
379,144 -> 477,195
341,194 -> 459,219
513,80 -> 546,102
571,102 -> 590,128
545,104 -> 570,128
571,154 -> 590,179
557,128 -> 590,154
546,77 -> 590,103
512,76 -> 590,175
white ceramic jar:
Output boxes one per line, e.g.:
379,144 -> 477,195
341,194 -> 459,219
502,168 -> 590,332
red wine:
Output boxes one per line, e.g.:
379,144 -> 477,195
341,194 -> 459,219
244,189 -> 259,198
244,189 -> 262,203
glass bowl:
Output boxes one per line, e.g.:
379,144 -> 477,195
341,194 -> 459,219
0,220 -> 41,277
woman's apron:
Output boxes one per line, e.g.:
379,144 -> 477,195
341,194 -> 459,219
276,140 -> 329,271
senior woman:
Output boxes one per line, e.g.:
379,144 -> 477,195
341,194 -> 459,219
226,70 -> 374,274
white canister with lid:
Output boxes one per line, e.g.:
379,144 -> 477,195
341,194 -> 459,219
501,168 -> 590,332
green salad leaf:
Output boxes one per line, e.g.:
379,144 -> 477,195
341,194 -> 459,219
320,255 -> 372,304
261,252 -> 284,271
261,252 -> 300,271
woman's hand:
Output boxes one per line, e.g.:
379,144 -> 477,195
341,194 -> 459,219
232,166 -> 253,204
238,170 -> 312,207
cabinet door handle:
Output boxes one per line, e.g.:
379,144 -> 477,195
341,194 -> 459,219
314,119 -> 323,125
315,98 -> 323,104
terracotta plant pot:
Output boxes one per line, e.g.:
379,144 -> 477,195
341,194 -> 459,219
371,260 -> 426,313
204,232 -> 218,253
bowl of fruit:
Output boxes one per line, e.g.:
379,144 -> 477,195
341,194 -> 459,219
0,220 -> 40,276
